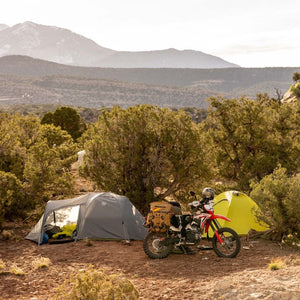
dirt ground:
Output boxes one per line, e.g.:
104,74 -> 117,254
0,223 -> 300,300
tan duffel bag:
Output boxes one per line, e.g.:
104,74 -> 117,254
146,201 -> 181,233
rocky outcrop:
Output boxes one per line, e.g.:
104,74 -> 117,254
281,83 -> 300,104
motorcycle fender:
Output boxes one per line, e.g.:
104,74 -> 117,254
210,214 -> 231,222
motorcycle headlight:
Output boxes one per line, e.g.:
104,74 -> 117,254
191,201 -> 200,207
203,202 -> 214,212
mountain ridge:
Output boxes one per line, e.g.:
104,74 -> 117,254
0,54 -> 298,89
0,21 -> 114,66
0,55 -> 299,109
0,21 -> 239,68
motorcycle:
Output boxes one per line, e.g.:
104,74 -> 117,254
143,191 -> 241,259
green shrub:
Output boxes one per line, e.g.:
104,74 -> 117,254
80,105 -> 211,213
250,166 -> 300,241
268,258 -> 286,270
204,96 -> 300,191
292,72 -> 300,82
291,82 -> 300,98
53,265 -> 139,300
41,106 -> 87,141
23,124 -> 77,203
0,171 -> 27,228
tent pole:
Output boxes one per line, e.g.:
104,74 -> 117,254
122,221 -> 130,242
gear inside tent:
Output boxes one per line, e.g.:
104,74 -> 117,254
212,191 -> 269,235
26,192 -> 148,245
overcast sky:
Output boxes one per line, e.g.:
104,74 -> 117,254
1,0 -> 300,67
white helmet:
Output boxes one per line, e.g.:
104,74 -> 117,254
202,187 -> 215,200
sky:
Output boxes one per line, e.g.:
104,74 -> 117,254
1,0 -> 300,68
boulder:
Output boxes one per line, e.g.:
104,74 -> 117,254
281,83 -> 300,104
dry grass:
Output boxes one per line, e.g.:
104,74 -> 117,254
10,264 -> 25,276
53,265 -> 139,300
0,259 -> 6,272
268,258 -> 286,271
0,230 -> 12,240
84,238 -> 93,247
31,257 -> 51,269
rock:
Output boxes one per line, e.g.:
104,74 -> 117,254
214,279 -> 232,290
280,291 -> 300,300
281,85 -> 300,104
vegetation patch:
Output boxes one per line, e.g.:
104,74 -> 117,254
268,258 -> 286,271
31,257 -> 51,269
53,265 -> 139,300
10,264 -> 25,276
0,259 -> 6,273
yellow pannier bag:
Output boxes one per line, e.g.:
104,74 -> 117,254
146,201 -> 180,233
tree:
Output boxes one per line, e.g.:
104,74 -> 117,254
290,72 -> 300,98
23,124 -> 77,203
204,96 -> 300,190
250,166 -> 300,241
291,83 -> 300,98
292,72 -> 300,82
0,113 -> 40,180
41,106 -> 87,141
0,113 -> 78,224
80,105 -> 211,213
0,171 -> 27,228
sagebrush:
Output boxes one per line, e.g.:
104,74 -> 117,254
53,265 -> 139,300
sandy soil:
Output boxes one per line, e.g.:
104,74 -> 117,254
0,223 -> 299,300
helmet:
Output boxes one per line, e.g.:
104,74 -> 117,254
202,187 -> 215,200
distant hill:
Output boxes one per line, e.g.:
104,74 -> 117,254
92,48 -> 240,68
0,55 -> 299,104
0,21 -> 239,68
0,72 -> 215,109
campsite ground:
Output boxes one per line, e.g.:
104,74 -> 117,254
0,222 -> 300,300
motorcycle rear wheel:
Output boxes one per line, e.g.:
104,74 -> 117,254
143,232 -> 173,259
212,227 -> 241,258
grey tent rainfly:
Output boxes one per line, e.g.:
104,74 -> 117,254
26,192 -> 148,245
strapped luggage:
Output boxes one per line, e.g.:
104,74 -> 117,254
146,201 -> 182,233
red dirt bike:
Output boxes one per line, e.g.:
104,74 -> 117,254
143,191 -> 241,259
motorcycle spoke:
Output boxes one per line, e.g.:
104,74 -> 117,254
143,233 -> 173,259
212,227 -> 241,258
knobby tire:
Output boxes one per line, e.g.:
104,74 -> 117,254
212,227 -> 241,258
143,232 -> 173,259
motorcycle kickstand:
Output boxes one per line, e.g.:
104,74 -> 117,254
179,245 -> 197,255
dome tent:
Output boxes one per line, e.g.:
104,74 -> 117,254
26,192 -> 148,245
213,191 -> 268,235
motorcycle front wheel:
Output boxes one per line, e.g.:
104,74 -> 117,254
212,227 -> 241,258
143,232 -> 173,259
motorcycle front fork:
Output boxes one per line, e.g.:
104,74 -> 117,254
208,219 -> 224,244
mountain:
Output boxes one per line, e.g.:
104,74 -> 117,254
0,21 -> 239,68
0,24 -> 9,31
93,48 -> 239,68
0,21 -> 115,66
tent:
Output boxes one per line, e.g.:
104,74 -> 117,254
212,191 -> 268,235
26,192 -> 148,244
